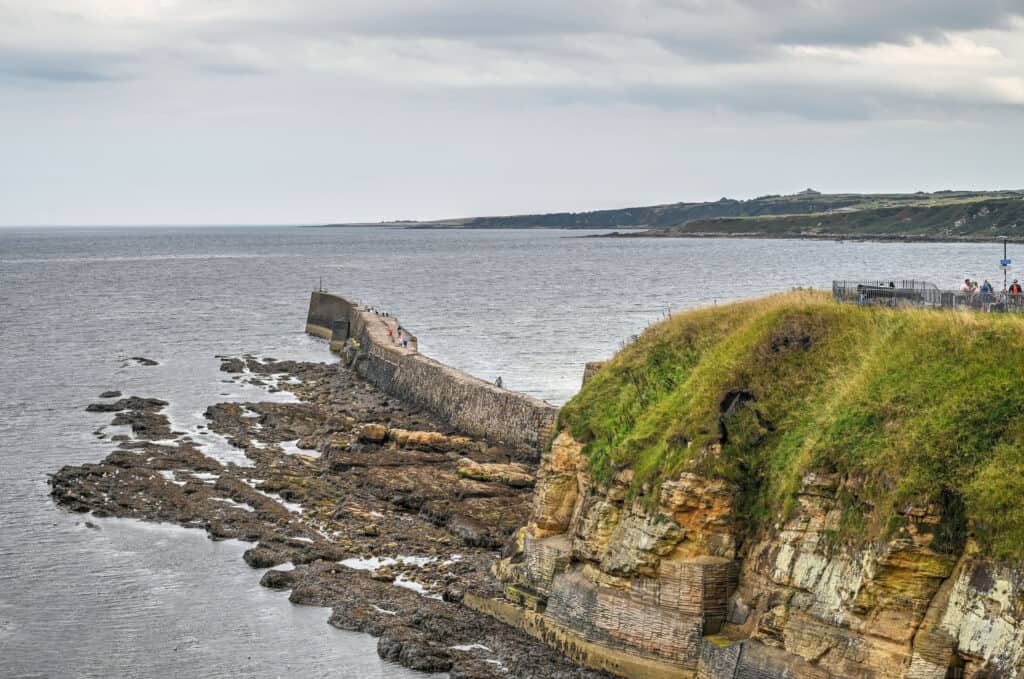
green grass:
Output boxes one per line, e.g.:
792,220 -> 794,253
559,291 -> 1024,560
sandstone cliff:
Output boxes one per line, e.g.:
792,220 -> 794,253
481,292 -> 1024,678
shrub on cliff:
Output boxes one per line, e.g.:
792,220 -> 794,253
559,290 -> 1024,560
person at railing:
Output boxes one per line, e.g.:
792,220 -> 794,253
981,279 -> 994,304
1011,280 -> 1022,296
960,279 -> 972,293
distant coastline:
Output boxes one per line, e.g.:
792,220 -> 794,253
311,188 -> 1024,241
590,230 -> 1024,244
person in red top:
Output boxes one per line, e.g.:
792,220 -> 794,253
1011,280 -> 1022,295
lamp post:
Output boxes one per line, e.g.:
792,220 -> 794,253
1001,237 -> 1011,292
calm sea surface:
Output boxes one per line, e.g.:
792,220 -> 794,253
0,226 -> 1014,677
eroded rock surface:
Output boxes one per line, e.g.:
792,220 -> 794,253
52,357 -> 607,679
489,431 -> 1024,678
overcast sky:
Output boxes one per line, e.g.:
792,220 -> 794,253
2,1 -> 1023,226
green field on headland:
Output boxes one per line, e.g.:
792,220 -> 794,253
639,192 -> 1024,241
559,291 -> 1024,559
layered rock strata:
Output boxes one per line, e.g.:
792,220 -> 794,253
486,431 -> 1024,678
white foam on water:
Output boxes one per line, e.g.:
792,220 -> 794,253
239,407 -> 263,430
189,430 -> 255,468
393,575 -> 442,600
337,555 -> 437,571
157,470 -> 186,487
190,472 -> 219,483
290,536 -> 313,543
240,480 -> 304,514
265,493 -> 303,514
398,555 -> 437,568
209,497 -> 256,512
449,644 -> 491,653
339,556 -> 398,571
280,440 -> 320,458
371,605 -> 397,616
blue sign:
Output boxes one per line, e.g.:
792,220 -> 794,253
1002,259 -> 1013,267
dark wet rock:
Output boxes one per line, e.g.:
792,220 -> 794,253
243,546 -> 288,569
443,586 -> 465,603
86,396 -> 168,413
219,357 -> 245,373
448,660 -> 505,679
52,355 -> 608,679
378,626 -> 454,673
109,408 -> 180,441
447,514 -> 501,548
131,356 -> 159,366
260,568 -> 299,590
99,390 -> 122,399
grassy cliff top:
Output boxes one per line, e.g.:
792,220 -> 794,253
560,291 -> 1024,559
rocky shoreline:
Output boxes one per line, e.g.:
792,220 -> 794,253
51,354 -> 607,679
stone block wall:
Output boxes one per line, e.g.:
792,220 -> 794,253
305,290 -> 354,339
581,361 -> 606,386
544,567 -> 707,668
305,291 -> 559,452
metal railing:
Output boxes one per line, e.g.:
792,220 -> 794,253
833,280 -> 1024,313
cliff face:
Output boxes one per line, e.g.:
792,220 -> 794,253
486,293 -> 1024,678
495,432 -> 1024,678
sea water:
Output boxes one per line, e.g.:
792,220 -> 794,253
0,226 -> 1010,677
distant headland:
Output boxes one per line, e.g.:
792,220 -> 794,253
316,188 -> 1024,242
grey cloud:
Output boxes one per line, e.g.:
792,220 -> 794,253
640,1 -> 1024,63
285,1 -> 1024,44
337,4 -> 588,39
0,49 -> 126,82
2,0 -> 1022,123
759,0 -> 1023,47
264,1 -> 1024,69
529,74 -> 1023,122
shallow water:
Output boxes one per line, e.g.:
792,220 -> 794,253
0,226 -> 1013,677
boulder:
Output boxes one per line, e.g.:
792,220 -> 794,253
456,459 -> 535,488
